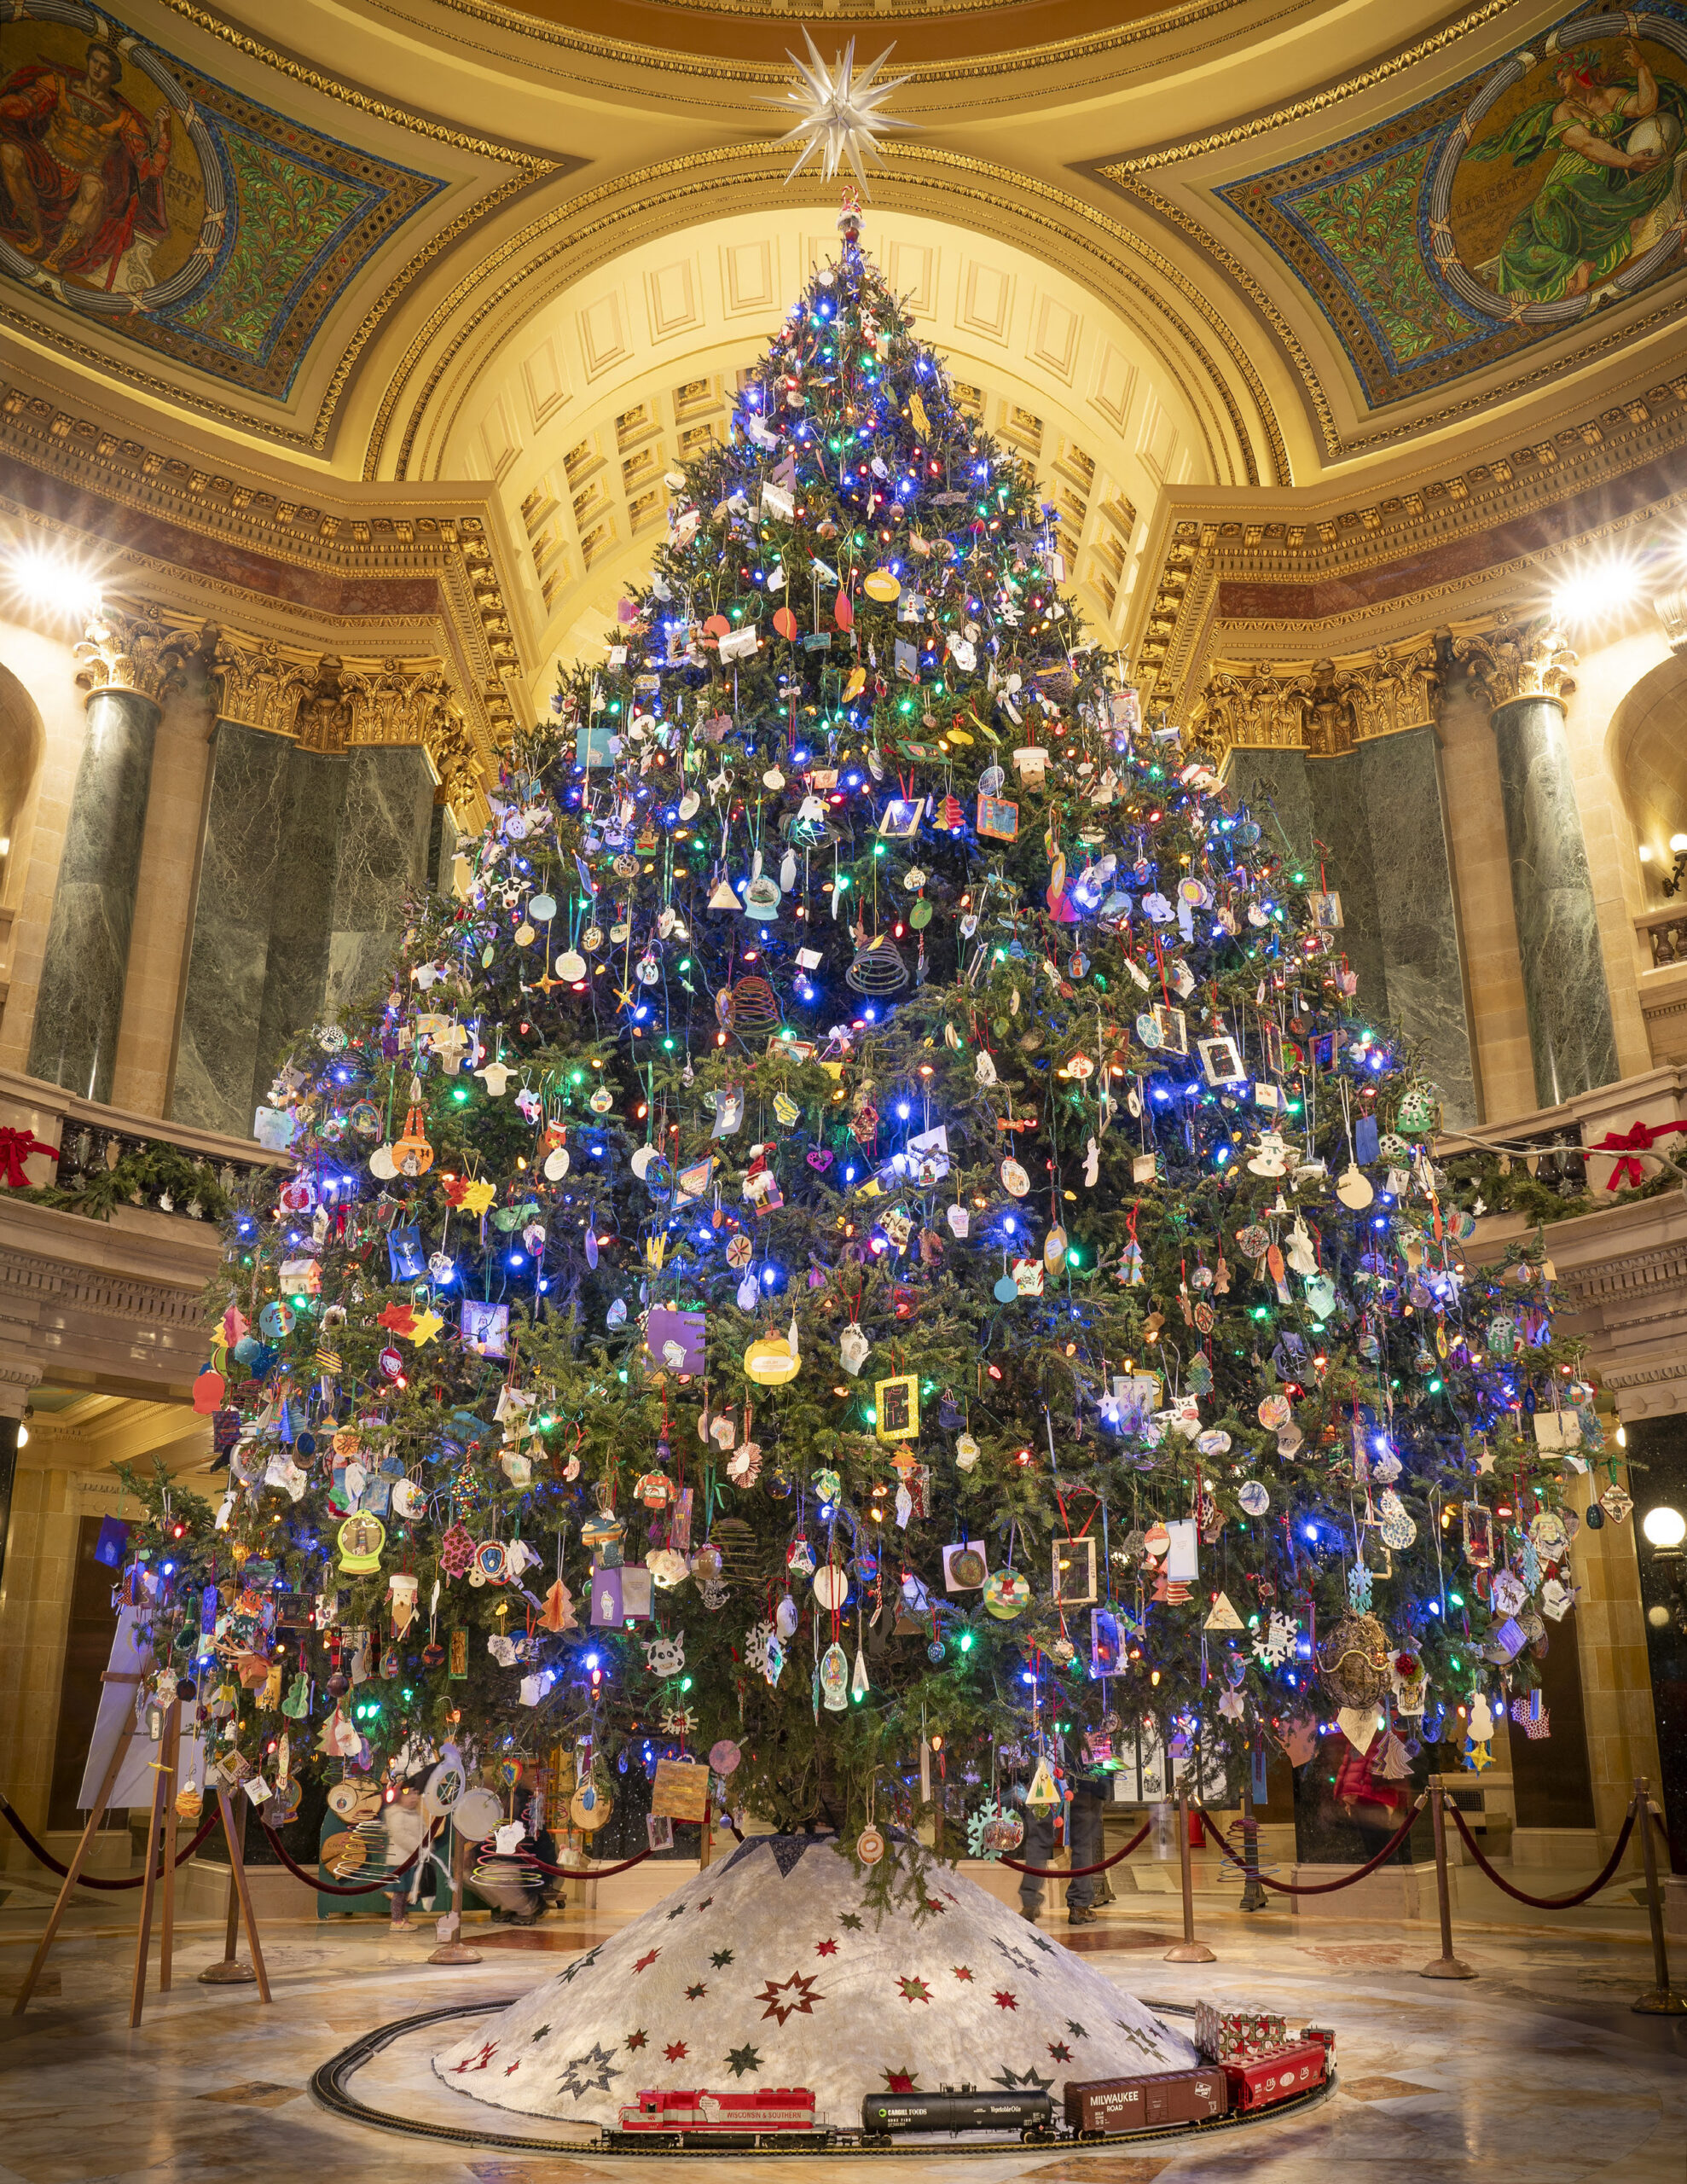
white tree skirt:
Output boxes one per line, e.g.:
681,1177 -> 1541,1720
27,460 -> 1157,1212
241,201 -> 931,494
435,1834 -> 1197,2127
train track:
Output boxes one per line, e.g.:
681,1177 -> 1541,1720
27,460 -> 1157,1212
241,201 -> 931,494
310,1996 -> 1337,2157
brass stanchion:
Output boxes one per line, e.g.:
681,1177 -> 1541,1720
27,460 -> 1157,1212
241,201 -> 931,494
1419,1775 -> 1475,1981
1164,1786 -> 1216,1963
429,1828 -> 483,1966
1632,1776 -> 1687,2016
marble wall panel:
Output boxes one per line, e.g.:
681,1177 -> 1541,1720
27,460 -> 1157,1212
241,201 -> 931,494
1357,727 -> 1479,1127
1221,731 -> 1479,1125
323,747 -> 432,1021
170,741 -> 433,1135
252,748 -> 350,1112
26,690 -> 158,1104
171,722 -> 292,1136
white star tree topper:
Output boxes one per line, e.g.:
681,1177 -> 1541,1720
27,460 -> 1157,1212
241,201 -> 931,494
768,29 -> 915,195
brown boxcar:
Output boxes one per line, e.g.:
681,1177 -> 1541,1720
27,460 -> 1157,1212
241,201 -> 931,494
1220,2041 -> 1328,2113
1063,2067 -> 1229,2135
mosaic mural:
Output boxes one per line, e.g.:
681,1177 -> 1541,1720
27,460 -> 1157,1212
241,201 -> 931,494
0,0 -> 444,399
1214,7 -> 1687,407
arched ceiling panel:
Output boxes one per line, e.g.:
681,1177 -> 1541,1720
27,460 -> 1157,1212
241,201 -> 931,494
420,200 -> 1244,688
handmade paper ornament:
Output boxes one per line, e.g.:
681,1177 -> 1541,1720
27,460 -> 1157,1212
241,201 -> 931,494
745,1325 -> 801,1385
838,1323 -> 871,1375
983,1568 -> 1030,1619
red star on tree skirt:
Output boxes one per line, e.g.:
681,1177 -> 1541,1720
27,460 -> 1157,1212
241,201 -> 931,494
633,1950 -> 660,1974
953,1966 -> 974,1982
1047,2042 -> 1073,2061
815,1937 -> 839,1956
994,1990 -> 1019,2011
757,1971 -> 824,2025
924,1897 -> 947,1914
625,2030 -> 647,2050
664,2042 -> 688,2062
684,1983 -> 708,2001
503,2060 -> 521,2076
450,2042 -> 498,2073
883,2068 -> 919,2093
897,1977 -> 931,2005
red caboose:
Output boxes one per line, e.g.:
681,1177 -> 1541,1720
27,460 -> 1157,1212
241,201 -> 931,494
612,2086 -> 820,2142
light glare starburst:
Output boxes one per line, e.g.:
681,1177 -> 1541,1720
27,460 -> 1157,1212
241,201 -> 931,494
767,29 -> 914,195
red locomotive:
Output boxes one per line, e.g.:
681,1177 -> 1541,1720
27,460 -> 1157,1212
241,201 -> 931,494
612,2086 -> 823,2146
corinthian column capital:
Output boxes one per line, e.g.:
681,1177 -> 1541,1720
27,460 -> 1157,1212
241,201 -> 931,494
72,603 -> 196,708
1452,613 -> 1578,712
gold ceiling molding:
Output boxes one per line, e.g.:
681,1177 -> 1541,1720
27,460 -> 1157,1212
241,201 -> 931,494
151,0 -> 559,166
1116,175 -> 1335,458
366,0 -> 1278,83
1093,0 -> 1513,173
1129,380 -> 1687,700
0,380 -> 527,761
368,144 -> 1287,491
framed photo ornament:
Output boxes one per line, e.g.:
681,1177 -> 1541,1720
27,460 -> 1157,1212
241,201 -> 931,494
873,1373 -> 920,1443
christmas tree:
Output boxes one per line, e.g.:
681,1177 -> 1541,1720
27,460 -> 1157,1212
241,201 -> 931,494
124,196 -> 1595,1872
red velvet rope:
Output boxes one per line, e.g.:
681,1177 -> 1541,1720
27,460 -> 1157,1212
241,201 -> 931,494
259,1818 -> 441,1896
524,1845 -> 654,1880
0,1789 -> 218,1889
1446,1798 -> 1639,1908
999,1817 -> 1151,1878
1197,1794 -> 1425,1894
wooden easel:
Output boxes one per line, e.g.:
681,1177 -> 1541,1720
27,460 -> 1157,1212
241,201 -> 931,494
13,1681 -> 271,2022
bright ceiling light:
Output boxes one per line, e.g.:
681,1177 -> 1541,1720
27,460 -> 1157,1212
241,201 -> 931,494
1551,559 -> 1639,624
1641,1504 -> 1685,1549
5,543 -> 103,624
1672,834 -> 1687,853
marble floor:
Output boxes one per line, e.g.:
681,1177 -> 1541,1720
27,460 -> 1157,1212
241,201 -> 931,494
0,1897 -> 1682,2184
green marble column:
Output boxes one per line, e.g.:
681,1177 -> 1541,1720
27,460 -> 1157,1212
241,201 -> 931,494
1489,694 -> 1618,1108
27,683 -> 161,1102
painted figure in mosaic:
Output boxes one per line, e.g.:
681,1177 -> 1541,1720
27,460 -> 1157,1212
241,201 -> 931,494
0,38 -> 171,284
1468,39 -> 1687,299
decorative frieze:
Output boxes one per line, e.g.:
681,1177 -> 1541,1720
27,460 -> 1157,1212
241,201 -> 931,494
202,625 -> 483,804
1191,639 -> 1439,764
208,627 -> 316,737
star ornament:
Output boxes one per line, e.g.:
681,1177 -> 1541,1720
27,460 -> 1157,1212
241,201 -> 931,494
766,30 -> 915,195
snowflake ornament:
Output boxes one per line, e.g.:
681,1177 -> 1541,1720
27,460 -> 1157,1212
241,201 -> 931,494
1252,1609 -> 1298,1667
766,30 -> 916,195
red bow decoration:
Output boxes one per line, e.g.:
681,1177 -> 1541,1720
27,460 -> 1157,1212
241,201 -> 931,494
1587,1117 -> 1687,1190
0,1128 -> 59,1188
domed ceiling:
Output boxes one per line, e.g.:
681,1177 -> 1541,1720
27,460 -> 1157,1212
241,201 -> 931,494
447,0 -> 1199,66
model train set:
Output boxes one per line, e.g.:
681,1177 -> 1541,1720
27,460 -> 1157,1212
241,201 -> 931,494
311,1993 -> 1337,2160
604,2019 -> 1334,2151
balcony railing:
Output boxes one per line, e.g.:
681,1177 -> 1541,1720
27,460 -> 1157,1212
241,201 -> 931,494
0,1066 -> 286,1222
